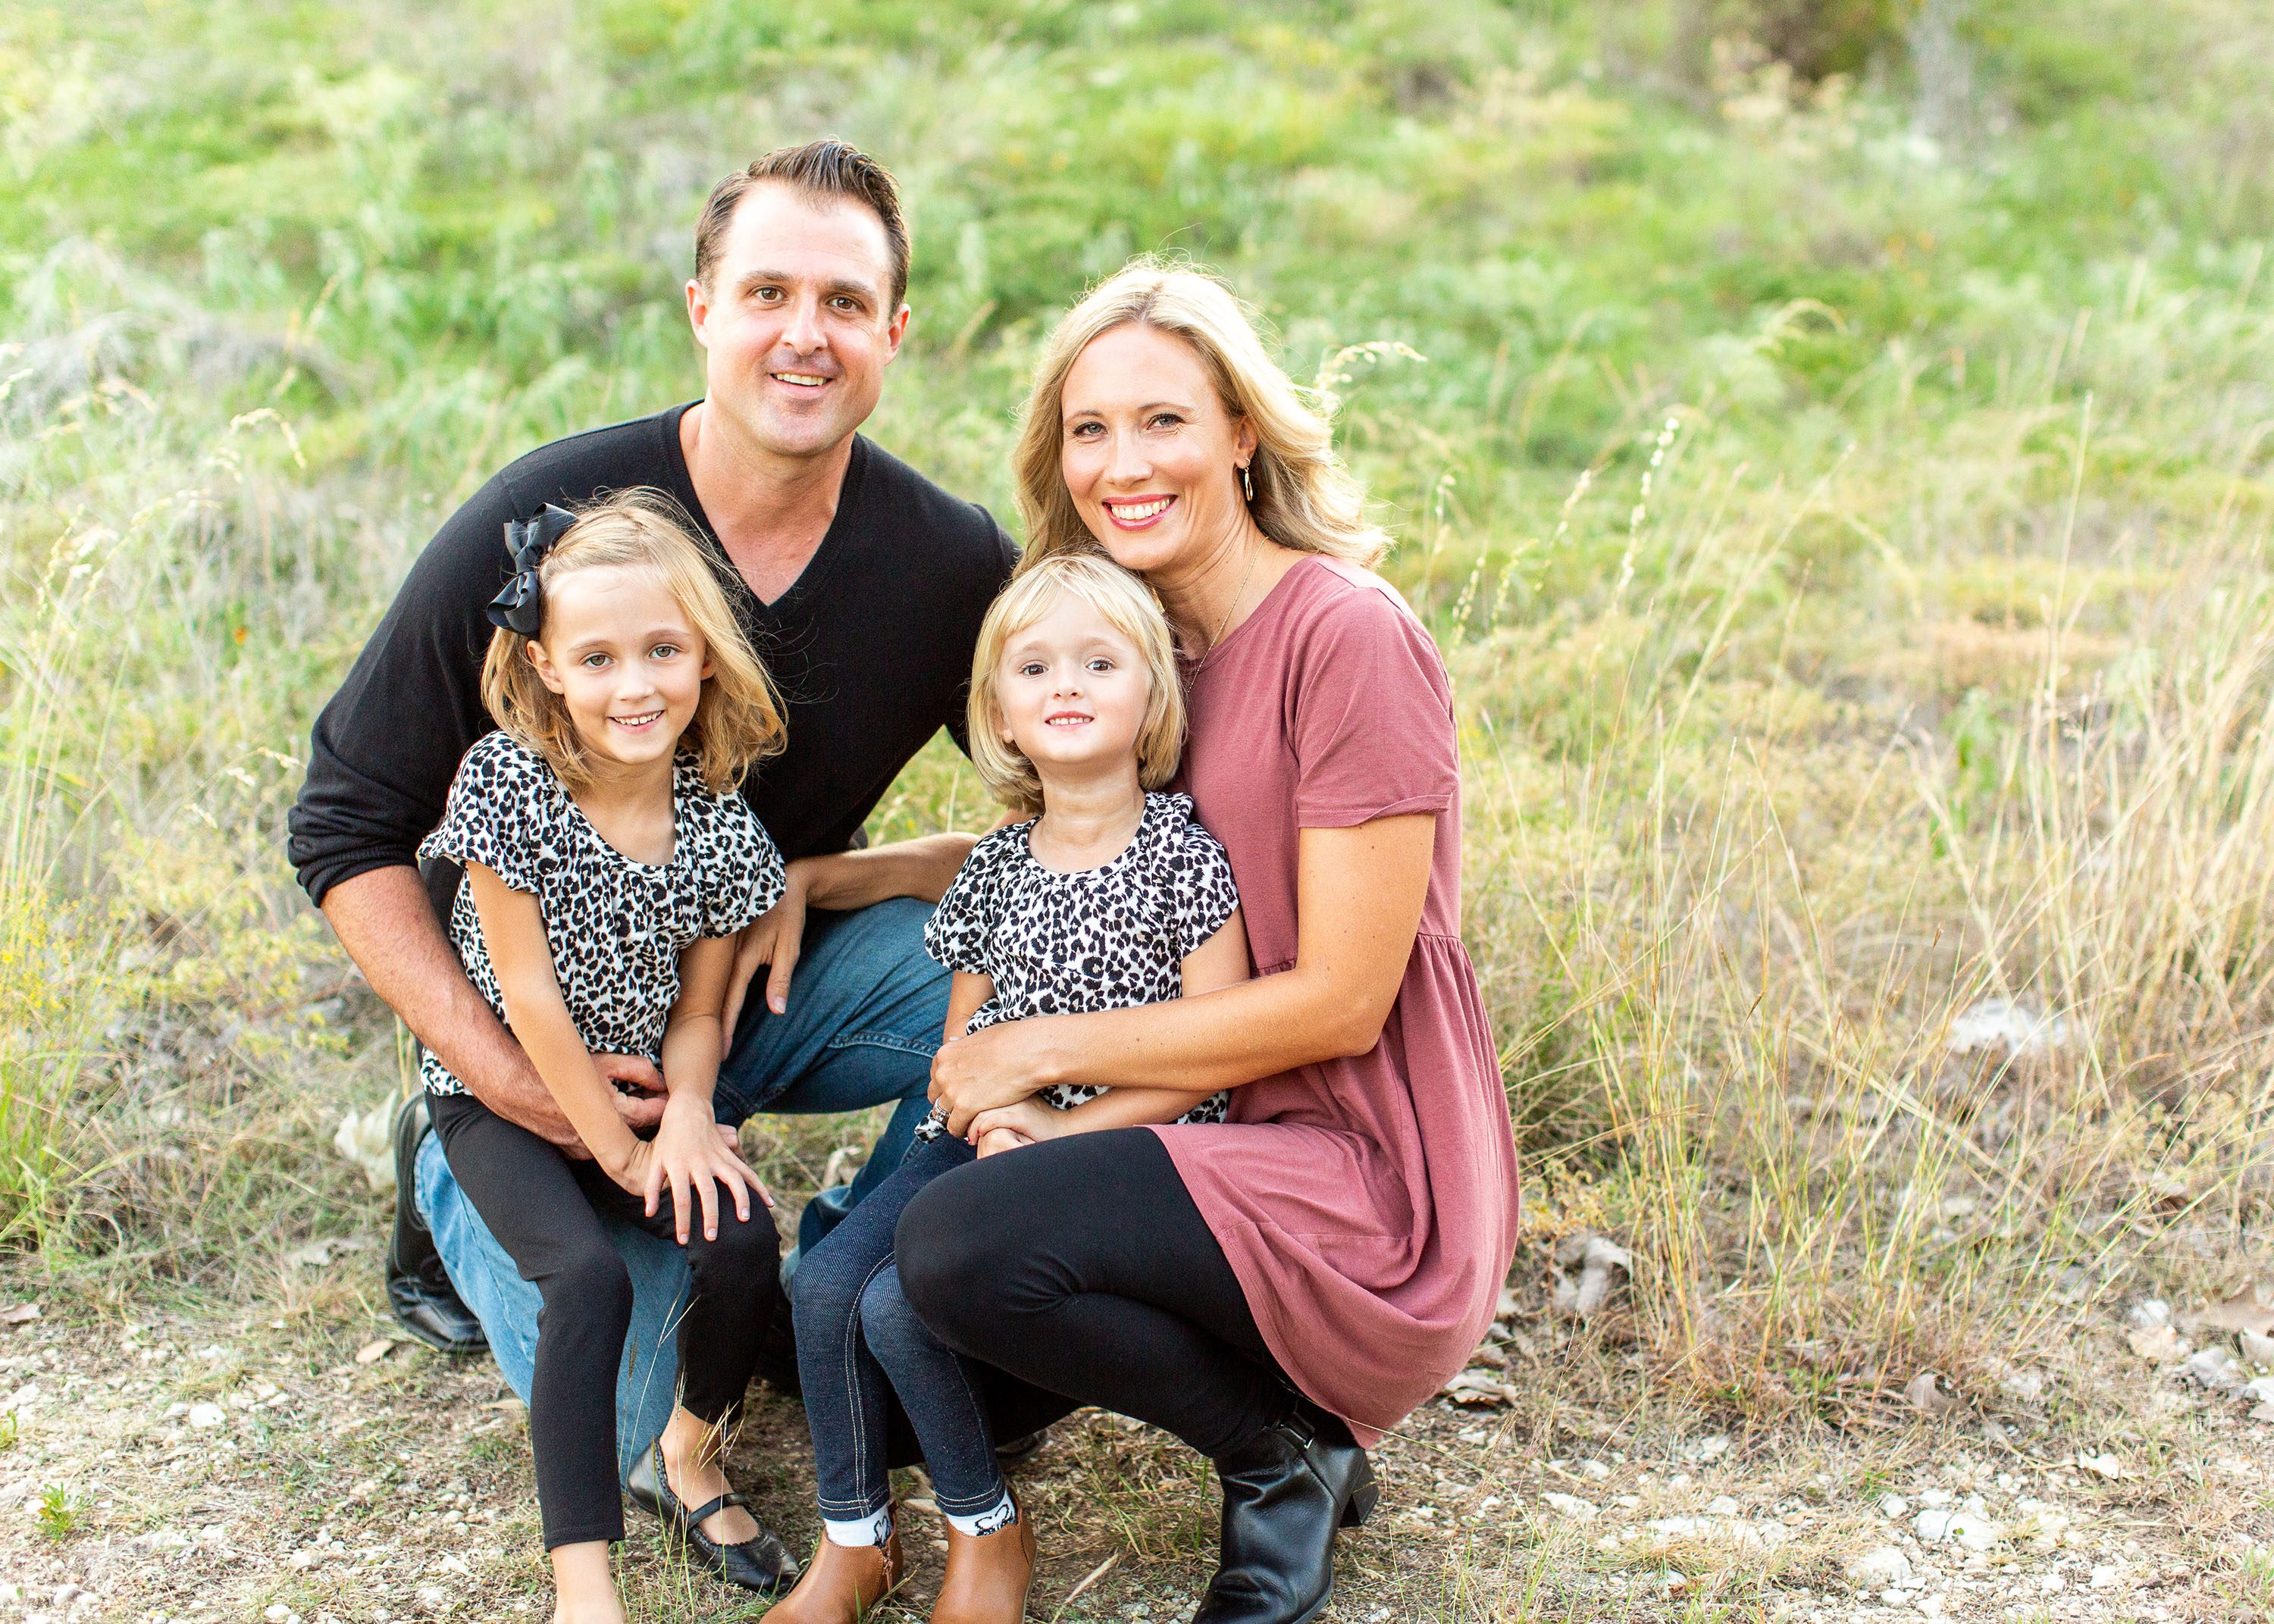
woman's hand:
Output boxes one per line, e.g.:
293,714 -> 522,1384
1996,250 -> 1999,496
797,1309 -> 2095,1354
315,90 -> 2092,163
966,1097 -> 1068,1156
625,1094 -> 774,1244
928,1019 -> 1060,1139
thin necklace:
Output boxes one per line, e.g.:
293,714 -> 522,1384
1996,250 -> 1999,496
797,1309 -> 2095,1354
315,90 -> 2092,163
1205,548 -> 1261,655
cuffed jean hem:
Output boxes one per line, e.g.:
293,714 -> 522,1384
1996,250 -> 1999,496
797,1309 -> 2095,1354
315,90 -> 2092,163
930,1477 -> 1013,1519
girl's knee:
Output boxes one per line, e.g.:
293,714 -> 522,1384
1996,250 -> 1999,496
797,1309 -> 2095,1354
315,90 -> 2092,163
545,1244 -> 634,1325
855,1265 -> 922,1342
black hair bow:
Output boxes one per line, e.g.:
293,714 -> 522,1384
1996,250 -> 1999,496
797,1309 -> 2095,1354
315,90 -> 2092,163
485,504 -> 580,636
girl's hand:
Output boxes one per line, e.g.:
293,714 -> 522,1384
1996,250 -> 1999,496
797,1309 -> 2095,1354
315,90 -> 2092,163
928,1019 -> 1060,1138
975,1126 -> 1032,1159
966,1098 -> 1067,1153
641,1094 -> 774,1244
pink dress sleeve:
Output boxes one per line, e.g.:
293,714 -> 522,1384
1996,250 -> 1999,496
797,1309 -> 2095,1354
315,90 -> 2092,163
1289,584 -> 1458,828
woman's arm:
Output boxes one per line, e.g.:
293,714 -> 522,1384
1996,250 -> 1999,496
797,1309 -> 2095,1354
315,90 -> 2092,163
468,864 -> 644,1175
966,915 -> 1250,1152
932,818 -> 1433,1136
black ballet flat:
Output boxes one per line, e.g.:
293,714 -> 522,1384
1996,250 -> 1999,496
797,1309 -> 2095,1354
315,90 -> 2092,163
626,1441 -> 799,1594
1194,1405 -> 1377,1624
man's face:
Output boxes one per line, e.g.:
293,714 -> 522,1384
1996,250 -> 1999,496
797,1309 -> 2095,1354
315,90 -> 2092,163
685,183 -> 909,461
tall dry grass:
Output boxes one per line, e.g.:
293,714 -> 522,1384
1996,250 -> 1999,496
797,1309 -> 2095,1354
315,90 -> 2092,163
2,0 -> 2271,1424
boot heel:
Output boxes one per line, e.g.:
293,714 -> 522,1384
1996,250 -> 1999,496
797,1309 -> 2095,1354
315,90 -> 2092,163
1340,1462 -> 1379,1529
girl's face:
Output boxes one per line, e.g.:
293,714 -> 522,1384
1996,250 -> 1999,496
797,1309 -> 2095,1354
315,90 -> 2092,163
1059,322 -> 1258,580
994,592 -> 1151,789
525,565 -> 712,774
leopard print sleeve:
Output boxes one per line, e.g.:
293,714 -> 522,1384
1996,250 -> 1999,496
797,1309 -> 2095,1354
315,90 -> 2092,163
1160,798 -> 1242,960
924,822 -> 1025,974
417,731 -> 551,894
693,784 -> 787,940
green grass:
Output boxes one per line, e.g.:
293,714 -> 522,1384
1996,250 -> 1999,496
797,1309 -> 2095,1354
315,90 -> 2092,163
4,0 -> 2272,1476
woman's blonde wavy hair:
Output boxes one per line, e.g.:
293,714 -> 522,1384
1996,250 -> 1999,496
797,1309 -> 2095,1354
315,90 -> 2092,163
480,490 -> 785,795
1013,257 -> 1389,571
967,552 -> 1186,818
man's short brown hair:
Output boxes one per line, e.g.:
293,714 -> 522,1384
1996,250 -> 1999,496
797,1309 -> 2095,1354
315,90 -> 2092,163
694,139 -> 910,309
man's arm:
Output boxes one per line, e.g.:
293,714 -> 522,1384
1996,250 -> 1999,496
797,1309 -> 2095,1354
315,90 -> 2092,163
322,866 -> 663,1150
718,831 -> 979,1041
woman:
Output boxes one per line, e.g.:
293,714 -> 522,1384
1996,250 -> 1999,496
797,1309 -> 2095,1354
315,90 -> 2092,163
897,259 -> 1521,1624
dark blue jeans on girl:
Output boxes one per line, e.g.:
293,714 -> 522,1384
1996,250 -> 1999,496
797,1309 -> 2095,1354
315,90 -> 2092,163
790,1131 -> 1007,1529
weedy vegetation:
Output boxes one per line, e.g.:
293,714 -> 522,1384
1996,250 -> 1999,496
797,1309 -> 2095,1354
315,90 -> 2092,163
4,0 -> 2272,1616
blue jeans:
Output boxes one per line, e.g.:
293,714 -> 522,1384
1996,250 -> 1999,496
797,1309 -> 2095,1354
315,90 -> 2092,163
416,896 -> 948,1482
791,1132 -> 1004,1523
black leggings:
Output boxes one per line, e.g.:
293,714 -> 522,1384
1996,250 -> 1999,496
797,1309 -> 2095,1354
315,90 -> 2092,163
428,1090 -> 781,1549
894,1128 -> 1293,1459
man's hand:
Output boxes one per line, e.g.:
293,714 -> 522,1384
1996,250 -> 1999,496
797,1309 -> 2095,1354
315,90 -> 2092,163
597,1053 -> 669,1139
722,860 -> 814,1042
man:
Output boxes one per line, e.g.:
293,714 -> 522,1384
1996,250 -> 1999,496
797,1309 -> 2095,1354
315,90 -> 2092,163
287,140 -> 1013,1485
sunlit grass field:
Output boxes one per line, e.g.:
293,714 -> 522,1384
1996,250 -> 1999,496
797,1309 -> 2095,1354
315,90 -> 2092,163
5,0 -> 2274,1579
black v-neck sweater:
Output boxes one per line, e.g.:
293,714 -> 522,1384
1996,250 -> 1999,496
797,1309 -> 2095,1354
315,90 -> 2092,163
288,404 -> 1017,915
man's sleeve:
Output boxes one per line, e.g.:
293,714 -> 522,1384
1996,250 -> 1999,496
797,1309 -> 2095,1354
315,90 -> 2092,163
287,478 -> 518,908
942,508 -> 1019,757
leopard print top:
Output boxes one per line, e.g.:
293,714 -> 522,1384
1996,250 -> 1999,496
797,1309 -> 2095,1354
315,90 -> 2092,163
915,791 -> 1239,1141
415,730 -> 784,1095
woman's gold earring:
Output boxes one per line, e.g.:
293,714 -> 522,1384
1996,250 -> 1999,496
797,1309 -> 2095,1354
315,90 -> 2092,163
1240,462 -> 1254,502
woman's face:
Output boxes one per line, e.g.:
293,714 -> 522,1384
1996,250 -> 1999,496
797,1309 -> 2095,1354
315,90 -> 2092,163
1059,322 -> 1258,578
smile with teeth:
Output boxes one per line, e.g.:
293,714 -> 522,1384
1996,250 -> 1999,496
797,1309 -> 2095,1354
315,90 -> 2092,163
1104,496 -> 1175,523
611,710 -> 663,729
1045,712 -> 1092,727
772,371 -> 830,387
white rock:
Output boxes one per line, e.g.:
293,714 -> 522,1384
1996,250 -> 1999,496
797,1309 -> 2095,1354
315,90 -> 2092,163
1877,1493 -> 1909,1518
267,1607 -> 291,1622
2089,1563 -> 2120,1589
1845,1546 -> 1913,1590
1948,1513 -> 2006,1551
2128,1298 -> 2172,1328
333,1104 -> 397,1192
2182,1345 -> 2245,1391
2241,1330 -> 2274,1369
1706,1495 -> 1741,1516
1542,1492 -> 1596,1521
186,1403 -> 224,1429
1947,997 -> 2072,1057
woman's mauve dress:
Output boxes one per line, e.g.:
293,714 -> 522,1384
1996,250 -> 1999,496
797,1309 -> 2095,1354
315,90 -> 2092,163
1154,555 -> 1522,1446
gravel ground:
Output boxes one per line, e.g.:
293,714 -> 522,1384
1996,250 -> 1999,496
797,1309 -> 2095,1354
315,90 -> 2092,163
1,1261 -> 2269,1623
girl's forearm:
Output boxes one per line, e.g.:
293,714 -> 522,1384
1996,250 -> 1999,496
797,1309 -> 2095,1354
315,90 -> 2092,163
1057,1085 -> 1213,1134
657,1014 -> 722,1105
508,993 -> 642,1169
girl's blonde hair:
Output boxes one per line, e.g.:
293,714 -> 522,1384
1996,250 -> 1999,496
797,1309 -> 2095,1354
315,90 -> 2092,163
1013,256 -> 1389,571
480,491 -> 785,794
968,552 -> 1186,817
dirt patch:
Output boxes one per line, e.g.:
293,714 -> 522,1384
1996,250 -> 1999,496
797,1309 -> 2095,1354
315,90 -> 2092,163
1,1259 -> 2268,1622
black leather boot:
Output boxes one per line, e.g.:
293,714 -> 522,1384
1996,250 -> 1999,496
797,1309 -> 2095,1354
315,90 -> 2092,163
384,1094 -> 487,1355
1193,1407 -> 1377,1624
